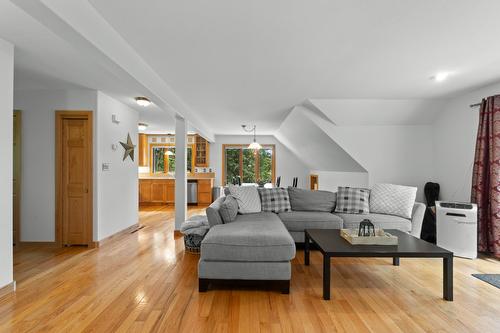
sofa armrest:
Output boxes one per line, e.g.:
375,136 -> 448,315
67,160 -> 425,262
410,202 -> 426,238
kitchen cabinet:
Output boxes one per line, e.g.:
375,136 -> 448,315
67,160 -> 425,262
139,178 -> 213,205
195,135 -> 209,167
138,134 -> 148,167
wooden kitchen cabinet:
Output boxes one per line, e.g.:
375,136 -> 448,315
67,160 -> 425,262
151,182 -> 167,203
166,182 -> 175,203
138,134 -> 148,167
195,135 -> 209,167
197,179 -> 213,205
139,179 -> 175,205
139,178 -> 213,205
139,179 -> 152,203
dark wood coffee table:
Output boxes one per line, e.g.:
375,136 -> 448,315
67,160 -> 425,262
304,229 -> 453,301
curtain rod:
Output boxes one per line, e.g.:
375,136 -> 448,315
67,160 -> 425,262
470,102 -> 481,108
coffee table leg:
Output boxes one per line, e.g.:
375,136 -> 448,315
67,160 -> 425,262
304,231 -> 310,266
323,255 -> 330,300
393,257 -> 400,266
443,256 -> 453,301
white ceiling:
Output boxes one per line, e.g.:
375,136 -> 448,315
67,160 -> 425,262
0,1 -> 177,133
3,1 -> 500,135
88,0 -> 500,133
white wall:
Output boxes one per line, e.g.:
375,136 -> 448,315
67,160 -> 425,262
276,106 -> 366,172
0,39 -> 14,289
14,89 -> 139,242
433,82 -> 500,202
210,135 -> 310,189
96,92 -> 139,240
306,105 -> 434,201
312,171 -> 369,192
14,89 -> 97,241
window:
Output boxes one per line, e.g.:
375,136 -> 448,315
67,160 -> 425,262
151,145 -> 194,174
223,145 -> 275,185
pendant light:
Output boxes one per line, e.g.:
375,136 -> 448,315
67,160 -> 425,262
242,125 -> 262,150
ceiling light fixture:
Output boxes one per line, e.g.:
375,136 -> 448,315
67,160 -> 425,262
431,72 -> 450,82
242,124 -> 262,150
135,96 -> 151,107
138,122 -> 148,131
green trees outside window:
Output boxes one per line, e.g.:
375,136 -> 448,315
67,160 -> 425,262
152,146 -> 193,174
224,145 -> 274,185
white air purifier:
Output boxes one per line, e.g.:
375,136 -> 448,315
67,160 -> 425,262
436,201 -> 477,259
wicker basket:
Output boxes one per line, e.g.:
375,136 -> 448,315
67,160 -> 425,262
184,234 -> 204,253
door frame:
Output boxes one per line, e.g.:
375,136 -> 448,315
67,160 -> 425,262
55,111 -> 93,247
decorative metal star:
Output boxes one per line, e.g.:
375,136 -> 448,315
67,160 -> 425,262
120,133 -> 136,161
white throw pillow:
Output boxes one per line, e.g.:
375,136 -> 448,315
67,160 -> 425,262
228,185 -> 261,214
369,183 -> 417,219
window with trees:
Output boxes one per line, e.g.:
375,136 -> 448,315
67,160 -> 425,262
223,145 -> 275,185
151,145 -> 194,174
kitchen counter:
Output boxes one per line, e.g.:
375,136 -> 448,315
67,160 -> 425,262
139,173 -> 215,180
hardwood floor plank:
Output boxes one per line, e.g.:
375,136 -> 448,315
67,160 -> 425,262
0,205 -> 499,332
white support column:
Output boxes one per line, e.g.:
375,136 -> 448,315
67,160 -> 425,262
175,115 -> 187,231
0,38 -> 14,289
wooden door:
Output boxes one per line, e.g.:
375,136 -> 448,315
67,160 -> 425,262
13,111 -> 21,245
56,112 -> 93,246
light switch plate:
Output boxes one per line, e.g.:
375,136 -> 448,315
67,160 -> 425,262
102,163 -> 111,171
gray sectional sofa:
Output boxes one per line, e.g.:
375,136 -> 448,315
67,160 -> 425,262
198,187 -> 426,293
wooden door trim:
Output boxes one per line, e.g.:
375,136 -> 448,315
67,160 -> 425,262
55,111 -> 93,247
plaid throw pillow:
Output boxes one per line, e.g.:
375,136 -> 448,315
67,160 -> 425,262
258,188 -> 291,213
334,187 -> 370,214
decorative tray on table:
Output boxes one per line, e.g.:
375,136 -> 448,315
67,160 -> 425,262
340,228 -> 398,245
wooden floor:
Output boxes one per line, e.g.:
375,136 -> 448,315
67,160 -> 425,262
1,206 -> 500,333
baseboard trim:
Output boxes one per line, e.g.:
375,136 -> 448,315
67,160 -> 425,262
17,241 -> 58,247
95,224 -> 141,248
0,281 -> 16,300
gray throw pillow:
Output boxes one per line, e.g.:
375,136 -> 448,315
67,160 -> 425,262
219,195 -> 239,223
287,187 -> 336,212
334,187 -> 370,214
258,187 -> 291,213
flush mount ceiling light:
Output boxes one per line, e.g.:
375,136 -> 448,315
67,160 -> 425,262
242,124 -> 262,150
431,72 -> 451,82
135,96 -> 151,107
138,123 -> 148,131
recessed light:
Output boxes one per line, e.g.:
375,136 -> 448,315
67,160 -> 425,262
138,123 -> 148,131
135,97 -> 151,107
431,72 -> 450,82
